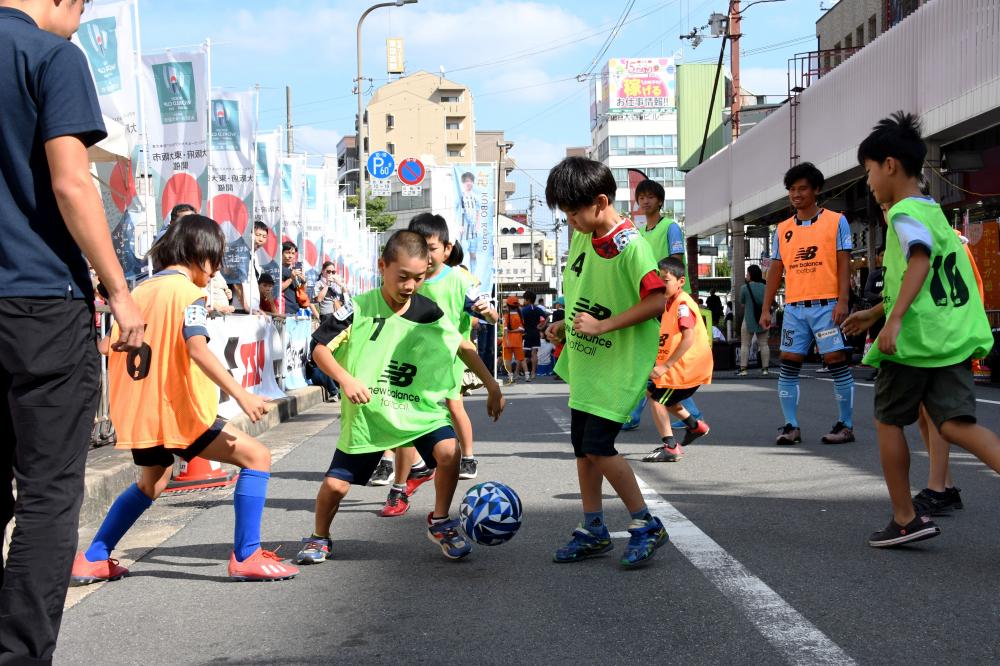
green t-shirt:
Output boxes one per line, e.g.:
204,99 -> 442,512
740,282 -> 766,333
640,215 -> 690,293
328,289 -> 463,453
864,197 -> 992,368
419,265 -> 482,399
556,223 -> 661,422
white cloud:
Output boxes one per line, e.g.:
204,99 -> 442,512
294,126 -> 343,157
739,67 -> 789,97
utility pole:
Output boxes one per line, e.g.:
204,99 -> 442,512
528,185 -> 536,283
285,86 -> 293,155
553,215 -> 563,295
730,0 -> 742,140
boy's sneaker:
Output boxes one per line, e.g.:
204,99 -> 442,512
642,444 -> 683,462
913,487 -> 963,516
736,368 -> 748,377
70,552 -> 128,586
458,458 -> 478,480
822,422 -> 855,444
681,420 -> 710,446
380,487 -> 410,517
426,513 -> 472,560
405,467 -> 435,496
775,423 -> 801,445
868,515 -> 940,547
761,368 -> 770,376
294,536 -> 333,564
552,525 -> 613,563
228,548 -> 299,581
620,517 -> 669,568
368,459 -> 393,486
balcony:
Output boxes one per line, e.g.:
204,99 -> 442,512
446,130 -> 465,145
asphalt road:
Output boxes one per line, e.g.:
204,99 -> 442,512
57,367 -> 1000,665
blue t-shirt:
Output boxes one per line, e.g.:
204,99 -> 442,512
0,8 -> 107,299
770,211 -> 852,261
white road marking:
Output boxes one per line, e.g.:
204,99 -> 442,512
814,376 -> 1000,404
544,404 -> 855,665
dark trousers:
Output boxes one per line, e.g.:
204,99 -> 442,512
0,299 -> 99,665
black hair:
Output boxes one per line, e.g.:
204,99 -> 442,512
282,240 -> 297,253
446,241 -> 464,267
408,212 -> 451,245
461,172 -> 475,183
747,264 -> 763,283
321,261 -> 335,272
857,111 -> 926,178
877,245 -> 886,254
148,214 -> 225,273
382,230 -> 429,264
522,290 -> 536,303
783,162 -> 824,191
545,157 -> 617,210
253,220 -> 268,233
169,203 -> 197,225
658,256 -> 686,279
258,272 -> 275,285
635,179 -> 665,204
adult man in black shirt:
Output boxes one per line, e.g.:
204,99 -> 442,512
0,1 -> 144,662
519,290 -> 548,382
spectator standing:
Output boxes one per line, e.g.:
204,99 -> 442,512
738,265 -> 770,376
314,261 -> 347,322
258,273 -> 279,315
280,241 -> 305,315
0,1 -> 145,662
706,289 -> 724,330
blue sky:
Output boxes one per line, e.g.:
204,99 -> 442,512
127,0 -> 829,220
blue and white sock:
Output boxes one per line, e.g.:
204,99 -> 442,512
583,510 -> 608,536
85,483 -> 153,562
777,360 -> 802,427
233,469 -> 270,562
828,361 -> 855,428
629,506 -> 653,523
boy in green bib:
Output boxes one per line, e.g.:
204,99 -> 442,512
294,231 -> 505,563
845,112 -> 1000,548
545,157 -> 669,568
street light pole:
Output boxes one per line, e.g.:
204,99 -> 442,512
356,0 -> 417,231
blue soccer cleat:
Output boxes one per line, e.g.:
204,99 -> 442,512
553,525 -> 614,563
620,516 -> 668,568
426,514 -> 473,560
294,536 -> 333,564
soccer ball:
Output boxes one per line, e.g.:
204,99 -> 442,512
459,481 -> 523,546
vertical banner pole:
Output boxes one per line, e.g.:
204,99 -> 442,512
133,0 -> 154,275
204,38 -> 213,219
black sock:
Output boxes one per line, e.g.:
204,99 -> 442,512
661,436 -> 677,448
682,415 -> 699,429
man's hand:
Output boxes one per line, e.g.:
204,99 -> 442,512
237,391 -> 270,423
546,320 -> 565,344
842,308 -> 880,337
341,376 -> 371,404
293,268 -> 305,282
878,317 -> 901,355
107,290 -> 145,352
832,300 -> 849,326
471,297 -> 491,316
759,310 -> 773,331
573,312 -> 605,337
485,386 -> 506,422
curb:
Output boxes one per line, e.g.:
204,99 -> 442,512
77,387 -> 326,527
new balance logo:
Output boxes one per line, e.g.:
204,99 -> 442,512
380,360 -> 417,388
571,298 -> 612,321
794,246 -> 819,261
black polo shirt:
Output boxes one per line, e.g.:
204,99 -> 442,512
0,8 -> 106,299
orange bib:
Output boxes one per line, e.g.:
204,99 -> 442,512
108,274 -> 219,450
777,209 -> 841,303
654,291 -> 714,389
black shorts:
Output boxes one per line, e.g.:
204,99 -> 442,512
647,385 -> 700,407
875,360 -> 976,429
570,409 -> 622,458
131,417 -> 227,467
523,332 -> 541,350
325,425 -> 457,485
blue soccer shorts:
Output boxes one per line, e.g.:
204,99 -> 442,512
779,301 -> 848,356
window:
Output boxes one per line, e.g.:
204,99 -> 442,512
856,26 -> 865,49
833,41 -> 841,66
386,114 -> 394,130
363,137 -> 369,152
868,15 -> 877,43
610,167 -> 685,190
448,148 -> 463,157
844,35 -> 852,51
445,118 -> 462,130
608,135 -> 677,157
500,247 -> 508,260
440,93 -> 462,103
513,243 -> 532,259
387,142 -> 395,155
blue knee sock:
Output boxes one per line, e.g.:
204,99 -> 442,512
583,510 -> 608,536
777,360 -> 802,427
829,362 -> 855,428
85,483 -> 153,562
233,469 -> 270,562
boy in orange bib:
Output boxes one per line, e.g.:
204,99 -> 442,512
642,257 -> 713,462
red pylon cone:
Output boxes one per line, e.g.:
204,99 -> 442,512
164,456 -> 238,492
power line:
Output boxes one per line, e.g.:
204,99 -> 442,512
577,0 -> 637,80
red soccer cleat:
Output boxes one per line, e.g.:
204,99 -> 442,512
379,487 -> 410,517
405,467 -> 435,497
70,552 -> 129,586
228,548 -> 298,581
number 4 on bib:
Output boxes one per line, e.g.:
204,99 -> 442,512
570,253 -> 585,277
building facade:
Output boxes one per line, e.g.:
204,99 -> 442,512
336,135 -> 357,197
474,130 -> 516,214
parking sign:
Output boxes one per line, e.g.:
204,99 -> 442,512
367,151 -> 395,179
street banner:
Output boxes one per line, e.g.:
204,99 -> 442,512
301,165 -> 327,288
73,0 -> 144,276
253,131 -> 282,297
452,165 -> 495,293
140,44 -> 210,229
209,88 -> 257,284
282,317 -> 312,391
206,315 -> 285,418
605,57 -> 677,111
278,155 -> 305,246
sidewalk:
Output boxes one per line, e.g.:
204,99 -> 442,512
78,386 -> 327,527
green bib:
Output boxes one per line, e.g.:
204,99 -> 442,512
865,197 -> 993,368
334,290 -> 462,453
640,216 -> 690,293
556,224 -> 661,422
419,265 -> 480,399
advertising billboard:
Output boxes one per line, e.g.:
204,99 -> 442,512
604,57 -> 677,111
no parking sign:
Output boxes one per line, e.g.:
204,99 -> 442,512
397,158 -> 426,186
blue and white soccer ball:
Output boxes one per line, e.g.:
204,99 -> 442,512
459,481 -> 523,546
